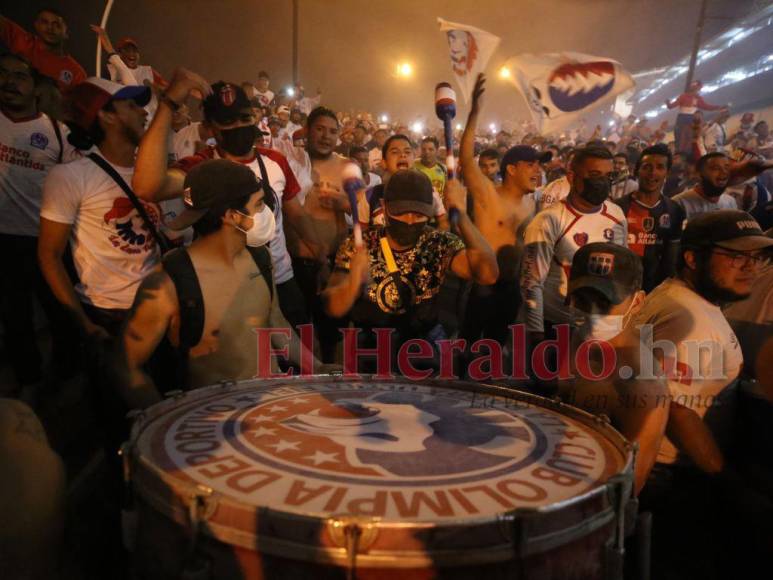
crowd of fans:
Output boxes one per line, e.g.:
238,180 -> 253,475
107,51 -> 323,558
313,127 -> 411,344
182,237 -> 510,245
1,6 -> 772,580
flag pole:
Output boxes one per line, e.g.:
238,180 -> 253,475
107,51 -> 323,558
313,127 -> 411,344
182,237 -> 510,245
95,0 -> 115,76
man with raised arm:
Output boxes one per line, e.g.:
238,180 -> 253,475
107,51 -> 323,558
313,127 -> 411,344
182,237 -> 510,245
459,73 -> 541,346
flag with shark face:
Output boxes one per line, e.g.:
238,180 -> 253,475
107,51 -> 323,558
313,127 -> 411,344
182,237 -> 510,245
505,52 -> 635,135
438,18 -> 500,104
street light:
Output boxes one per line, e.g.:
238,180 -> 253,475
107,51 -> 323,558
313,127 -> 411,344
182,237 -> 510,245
455,123 -> 462,131
489,123 -> 497,133
396,62 -> 413,78
498,66 -> 511,80
380,114 -> 389,123
411,121 -> 423,133
286,86 -> 296,97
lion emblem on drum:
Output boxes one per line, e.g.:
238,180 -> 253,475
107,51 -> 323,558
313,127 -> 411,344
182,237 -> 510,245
241,390 -> 536,479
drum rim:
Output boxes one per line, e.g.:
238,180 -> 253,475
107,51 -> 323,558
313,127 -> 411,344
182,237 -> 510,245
126,376 -> 634,563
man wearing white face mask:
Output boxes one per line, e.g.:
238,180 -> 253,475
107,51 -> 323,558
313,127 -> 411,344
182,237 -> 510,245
559,242 -> 668,495
116,160 -> 325,409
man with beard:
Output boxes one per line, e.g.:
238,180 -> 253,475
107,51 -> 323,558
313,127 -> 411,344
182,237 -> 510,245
0,9 -> 86,90
673,152 -> 738,219
0,53 -> 79,401
38,78 -> 154,339
323,171 -> 498,371
459,75 -> 542,347
633,210 -> 773,579
281,106 -> 365,361
615,144 -> 685,292
131,74 -> 322,330
350,146 -> 381,187
521,146 -> 627,374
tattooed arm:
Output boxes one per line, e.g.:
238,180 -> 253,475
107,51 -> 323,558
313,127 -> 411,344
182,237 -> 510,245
117,268 -> 178,409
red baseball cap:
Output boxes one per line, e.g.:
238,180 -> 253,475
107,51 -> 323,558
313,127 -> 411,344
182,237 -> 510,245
116,37 -> 139,50
67,77 -> 150,131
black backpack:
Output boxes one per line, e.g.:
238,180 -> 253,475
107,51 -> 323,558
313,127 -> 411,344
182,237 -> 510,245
157,245 -> 274,390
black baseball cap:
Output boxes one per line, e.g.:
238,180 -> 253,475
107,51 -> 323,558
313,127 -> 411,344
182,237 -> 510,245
500,145 -> 552,179
203,81 -> 252,125
167,160 -> 262,230
681,210 -> 773,252
384,170 -> 434,217
569,243 -> 643,305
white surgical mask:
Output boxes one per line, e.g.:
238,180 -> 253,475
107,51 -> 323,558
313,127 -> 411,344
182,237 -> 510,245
574,298 -> 636,342
236,207 -> 275,247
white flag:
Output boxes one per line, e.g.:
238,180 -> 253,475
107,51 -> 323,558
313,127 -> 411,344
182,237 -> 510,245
505,52 -> 635,134
438,17 -> 500,103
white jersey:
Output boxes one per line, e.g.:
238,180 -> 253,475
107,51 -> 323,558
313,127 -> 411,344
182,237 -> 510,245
0,109 -> 78,236
535,175 -> 570,213
170,122 -> 203,161
40,153 -> 161,309
673,187 -> 737,220
633,278 -> 743,464
609,178 -> 638,200
254,89 -> 274,108
521,198 -> 627,331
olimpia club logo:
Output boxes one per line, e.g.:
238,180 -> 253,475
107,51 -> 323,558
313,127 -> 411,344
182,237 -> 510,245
548,61 -> 616,113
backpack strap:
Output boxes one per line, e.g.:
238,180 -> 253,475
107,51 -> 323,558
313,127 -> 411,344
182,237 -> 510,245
49,115 -> 63,164
87,153 -> 171,254
246,245 -> 274,301
162,248 -> 204,361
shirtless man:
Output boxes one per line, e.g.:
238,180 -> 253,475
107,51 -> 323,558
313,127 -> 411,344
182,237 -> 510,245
117,160 -> 325,408
459,74 -> 541,345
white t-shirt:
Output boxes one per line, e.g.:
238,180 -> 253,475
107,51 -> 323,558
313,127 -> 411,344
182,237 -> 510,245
633,278 -> 743,464
254,89 -> 274,108
170,122 -> 202,162
673,187 -> 737,220
535,175 -> 570,213
609,178 -> 638,200
366,172 -> 382,187
40,154 -> 161,309
0,110 -> 78,236
521,198 -> 627,331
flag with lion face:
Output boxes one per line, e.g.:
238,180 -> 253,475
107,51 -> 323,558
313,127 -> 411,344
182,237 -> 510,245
438,18 -> 500,104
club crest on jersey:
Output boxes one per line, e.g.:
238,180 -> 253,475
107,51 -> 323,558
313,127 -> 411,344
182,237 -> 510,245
588,252 -> 615,276
603,228 -> 615,241
643,216 -> 655,232
220,84 -> 237,107
30,132 -> 49,150
573,232 -> 589,246
659,214 -> 671,228
59,70 -> 73,84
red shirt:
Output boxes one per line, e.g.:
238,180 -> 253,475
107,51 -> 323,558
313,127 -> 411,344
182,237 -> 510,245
1,18 -> 87,90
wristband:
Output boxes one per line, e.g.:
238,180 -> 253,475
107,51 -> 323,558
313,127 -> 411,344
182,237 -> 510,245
159,93 -> 182,112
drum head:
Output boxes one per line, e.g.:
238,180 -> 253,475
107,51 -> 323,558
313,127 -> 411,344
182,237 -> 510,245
130,377 -> 632,565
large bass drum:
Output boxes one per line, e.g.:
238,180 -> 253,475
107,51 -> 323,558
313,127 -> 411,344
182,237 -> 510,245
125,376 -> 634,579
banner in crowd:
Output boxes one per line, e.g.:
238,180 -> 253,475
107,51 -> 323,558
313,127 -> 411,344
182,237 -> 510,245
437,18 -> 500,103
505,52 -> 635,134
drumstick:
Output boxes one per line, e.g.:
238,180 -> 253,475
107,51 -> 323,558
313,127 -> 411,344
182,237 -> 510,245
435,82 -> 459,227
342,162 -> 365,248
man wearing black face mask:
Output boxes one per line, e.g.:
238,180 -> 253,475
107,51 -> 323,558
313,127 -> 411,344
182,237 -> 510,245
323,171 -> 497,370
521,146 -> 627,375
673,152 -> 738,220
132,73 -> 324,329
